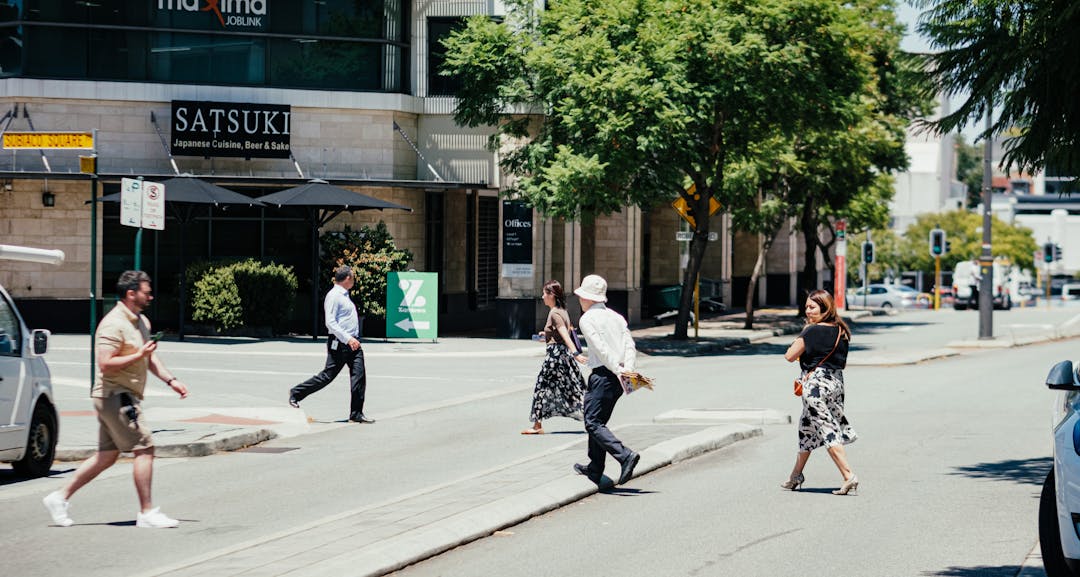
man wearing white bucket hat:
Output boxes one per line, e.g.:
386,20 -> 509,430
572,274 -> 640,486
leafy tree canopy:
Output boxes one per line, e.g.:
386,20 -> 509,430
915,0 -> 1080,176
898,210 -> 1037,273
442,0 -> 874,222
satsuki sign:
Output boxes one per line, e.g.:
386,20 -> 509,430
171,100 -> 291,159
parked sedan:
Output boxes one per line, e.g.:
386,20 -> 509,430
846,284 -> 920,309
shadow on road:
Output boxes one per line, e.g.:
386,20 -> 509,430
950,456 -> 1051,486
0,466 -> 76,486
922,565 -> 1024,576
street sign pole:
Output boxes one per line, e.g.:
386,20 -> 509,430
134,176 -> 144,270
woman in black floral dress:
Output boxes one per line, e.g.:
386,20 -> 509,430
782,289 -> 859,495
522,280 -> 585,434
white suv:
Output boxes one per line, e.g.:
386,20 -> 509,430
0,245 -> 61,477
1042,361 -> 1080,576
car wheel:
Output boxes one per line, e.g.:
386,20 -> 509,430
881,302 -> 892,309
954,303 -> 967,310
1041,469 -> 1080,577
11,402 -> 57,478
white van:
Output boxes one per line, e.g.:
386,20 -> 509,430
0,245 -> 62,477
952,260 -> 1012,310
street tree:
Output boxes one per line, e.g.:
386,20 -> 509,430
795,0 -> 934,308
442,0 -> 874,339
915,0 -> 1080,176
898,210 -> 1037,274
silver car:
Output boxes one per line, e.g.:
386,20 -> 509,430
846,284 -> 920,309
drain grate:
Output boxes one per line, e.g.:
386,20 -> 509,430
239,446 -> 299,454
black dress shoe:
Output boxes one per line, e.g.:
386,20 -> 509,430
288,396 -> 300,408
350,414 -> 375,423
574,463 -> 601,485
617,451 -> 640,485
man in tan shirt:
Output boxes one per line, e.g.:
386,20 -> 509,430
43,271 -> 189,528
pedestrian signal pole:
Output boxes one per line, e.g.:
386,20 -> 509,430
929,228 -> 946,310
835,220 -> 847,311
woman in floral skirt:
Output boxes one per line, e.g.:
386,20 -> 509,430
522,280 -> 585,434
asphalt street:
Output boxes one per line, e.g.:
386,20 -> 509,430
397,330 -> 1065,577
1,305 -> 1076,576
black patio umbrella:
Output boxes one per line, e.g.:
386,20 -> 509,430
254,179 -> 412,340
97,176 -> 263,340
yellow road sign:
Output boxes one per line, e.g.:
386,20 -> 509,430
2,131 -> 94,150
672,188 -> 722,229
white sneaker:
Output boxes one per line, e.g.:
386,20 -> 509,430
42,491 -> 73,527
136,507 -> 179,528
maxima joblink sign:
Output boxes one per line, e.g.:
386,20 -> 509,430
171,100 -> 291,159
157,0 -> 267,31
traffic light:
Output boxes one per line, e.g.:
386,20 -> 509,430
1055,243 -> 1063,262
862,241 -> 875,264
929,228 -> 946,257
1045,242 -> 1055,263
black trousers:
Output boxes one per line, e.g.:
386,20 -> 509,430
291,337 -> 367,420
582,366 -> 633,477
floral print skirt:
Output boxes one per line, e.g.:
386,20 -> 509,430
529,342 -> 585,423
798,367 -> 857,452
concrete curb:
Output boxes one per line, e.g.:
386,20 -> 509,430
56,428 -> 277,461
307,424 -> 762,577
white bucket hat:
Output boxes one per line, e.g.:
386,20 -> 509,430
574,274 -> 608,303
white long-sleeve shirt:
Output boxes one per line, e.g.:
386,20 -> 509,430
578,303 -> 636,374
324,283 -> 359,344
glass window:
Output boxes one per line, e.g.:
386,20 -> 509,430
0,1 -> 21,22
150,32 -> 265,85
274,0 -> 388,37
0,294 -> 22,357
25,25 -> 88,77
0,24 -> 21,76
269,37 -> 379,90
427,17 -> 465,96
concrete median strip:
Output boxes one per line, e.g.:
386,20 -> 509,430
135,423 -> 761,577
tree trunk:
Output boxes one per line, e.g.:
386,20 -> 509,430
674,203 -> 710,340
744,232 -> 778,329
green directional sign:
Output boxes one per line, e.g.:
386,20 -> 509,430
386,272 -> 439,340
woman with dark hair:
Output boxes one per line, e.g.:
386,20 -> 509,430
522,280 -> 585,434
782,289 -> 859,495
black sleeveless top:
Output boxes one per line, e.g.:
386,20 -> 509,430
798,324 -> 848,371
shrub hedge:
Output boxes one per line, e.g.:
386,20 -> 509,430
191,259 -> 298,333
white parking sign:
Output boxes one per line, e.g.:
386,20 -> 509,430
120,177 -> 166,230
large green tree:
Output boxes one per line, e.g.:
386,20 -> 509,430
915,0 -> 1080,176
898,210 -> 1037,273
443,0 -> 875,338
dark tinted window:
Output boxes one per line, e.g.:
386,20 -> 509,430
427,17 -> 465,96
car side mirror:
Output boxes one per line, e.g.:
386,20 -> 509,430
1046,360 -> 1080,390
31,329 -> 49,356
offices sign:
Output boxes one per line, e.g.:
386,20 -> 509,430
171,100 -> 291,159
502,200 -> 533,278
156,0 -> 267,31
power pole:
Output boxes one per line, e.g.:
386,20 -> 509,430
979,107 -> 993,339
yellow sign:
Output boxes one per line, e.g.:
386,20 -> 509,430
672,187 -> 722,229
672,196 -> 696,228
2,132 -> 95,150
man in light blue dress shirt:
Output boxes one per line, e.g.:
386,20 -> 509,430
289,266 -> 373,423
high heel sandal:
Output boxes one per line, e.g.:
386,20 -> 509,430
832,474 -> 859,495
780,473 -> 805,491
